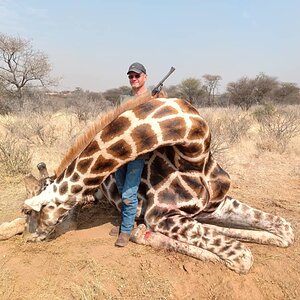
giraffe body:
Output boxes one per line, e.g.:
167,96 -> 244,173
22,96 -> 294,273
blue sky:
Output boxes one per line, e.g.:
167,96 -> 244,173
0,0 -> 299,92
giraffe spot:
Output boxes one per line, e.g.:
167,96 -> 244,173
91,155 -> 118,174
53,185 -> 57,192
170,177 -> 193,202
202,201 -> 222,212
180,205 -> 200,214
203,133 -> 211,152
82,188 -> 97,197
56,170 -> 65,184
187,117 -> 208,140
203,227 -> 210,236
204,153 -> 214,176
147,207 -> 169,224
152,105 -> 178,118
266,214 -> 274,222
234,243 -> 243,250
131,124 -> 158,153
209,162 -> 230,179
158,218 -> 175,231
65,160 -> 76,177
71,185 -> 83,194
213,238 -> 222,247
165,146 -> 176,166
77,158 -> 93,174
70,172 -> 80,182
254,211 -> 263,220
175,99 -> 199,114
202,236 -> 210,243
179,217 -> 190,225
221,245 -> 231,252
232,199 -> 240,209
79,140 -> 100,158
157,189 -> 177,205
176,143 -> 204,158
100,116 -> 131,143
149,156 -> 174,187
209,177 -> 231,201
171,225 -> 180,233
138,181 -> 148,199
172,234 -> 179,240
107,139 -> 132,160
133,99 -> 162,119
228,250 -> 236,257
83,176 -> 104,186
181,175 -> 205,197
159,117 -> 186,141
59,182 -> 68,195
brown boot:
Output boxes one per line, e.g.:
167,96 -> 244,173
109,225 -> 120,236
115,232 -> 131,247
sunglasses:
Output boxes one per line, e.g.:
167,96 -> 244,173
128,74 -> 141,79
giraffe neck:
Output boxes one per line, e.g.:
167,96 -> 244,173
48,98 -> 211,204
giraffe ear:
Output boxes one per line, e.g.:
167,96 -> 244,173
24,174 -> 42,197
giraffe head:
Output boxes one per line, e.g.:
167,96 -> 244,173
22,162 -> 80,241
22,193 -> 78,241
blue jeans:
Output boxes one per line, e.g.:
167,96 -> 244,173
115,159 -> 145,234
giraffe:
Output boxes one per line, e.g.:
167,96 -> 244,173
21,94 -> 294,274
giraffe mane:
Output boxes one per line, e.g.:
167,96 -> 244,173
55,92 -> 153,177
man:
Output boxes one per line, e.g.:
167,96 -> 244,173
113,62 -> 149,247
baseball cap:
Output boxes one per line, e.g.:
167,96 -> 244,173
127,62 -> 146,74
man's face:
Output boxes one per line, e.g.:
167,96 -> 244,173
128,71 -> 147,89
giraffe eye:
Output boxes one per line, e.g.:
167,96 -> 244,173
48,205 -> 55,210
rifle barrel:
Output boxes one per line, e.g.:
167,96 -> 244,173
152,67 -> 176,96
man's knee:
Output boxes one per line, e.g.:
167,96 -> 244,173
123,198 -> 131,206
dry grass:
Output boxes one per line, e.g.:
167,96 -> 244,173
0,135 -> 32,176
254,104 -> 300,153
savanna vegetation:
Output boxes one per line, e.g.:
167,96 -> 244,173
0,32 -> 300,300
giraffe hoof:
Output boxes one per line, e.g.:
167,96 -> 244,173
224,247 -> 253,274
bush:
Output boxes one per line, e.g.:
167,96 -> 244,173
203,108 -> 252,158
0,135 -> 32,176
256,108 -> 300,153
0,113 -> 58,146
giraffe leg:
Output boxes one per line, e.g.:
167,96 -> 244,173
197,196 -> 294,247
131,224 -> 221,263
145,214 -> 253,274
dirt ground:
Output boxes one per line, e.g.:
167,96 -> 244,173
0,141 -> 299,300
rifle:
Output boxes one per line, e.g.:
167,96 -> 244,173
151,66 -> 175,96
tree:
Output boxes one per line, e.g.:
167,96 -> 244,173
103,85 -> 131,105
0,32 -> 55,107
202,74 -> 222,105
272,82 -> 300,104
227,74 -> 278,110
164,85 -> 180,98
177,78 -> 205,105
